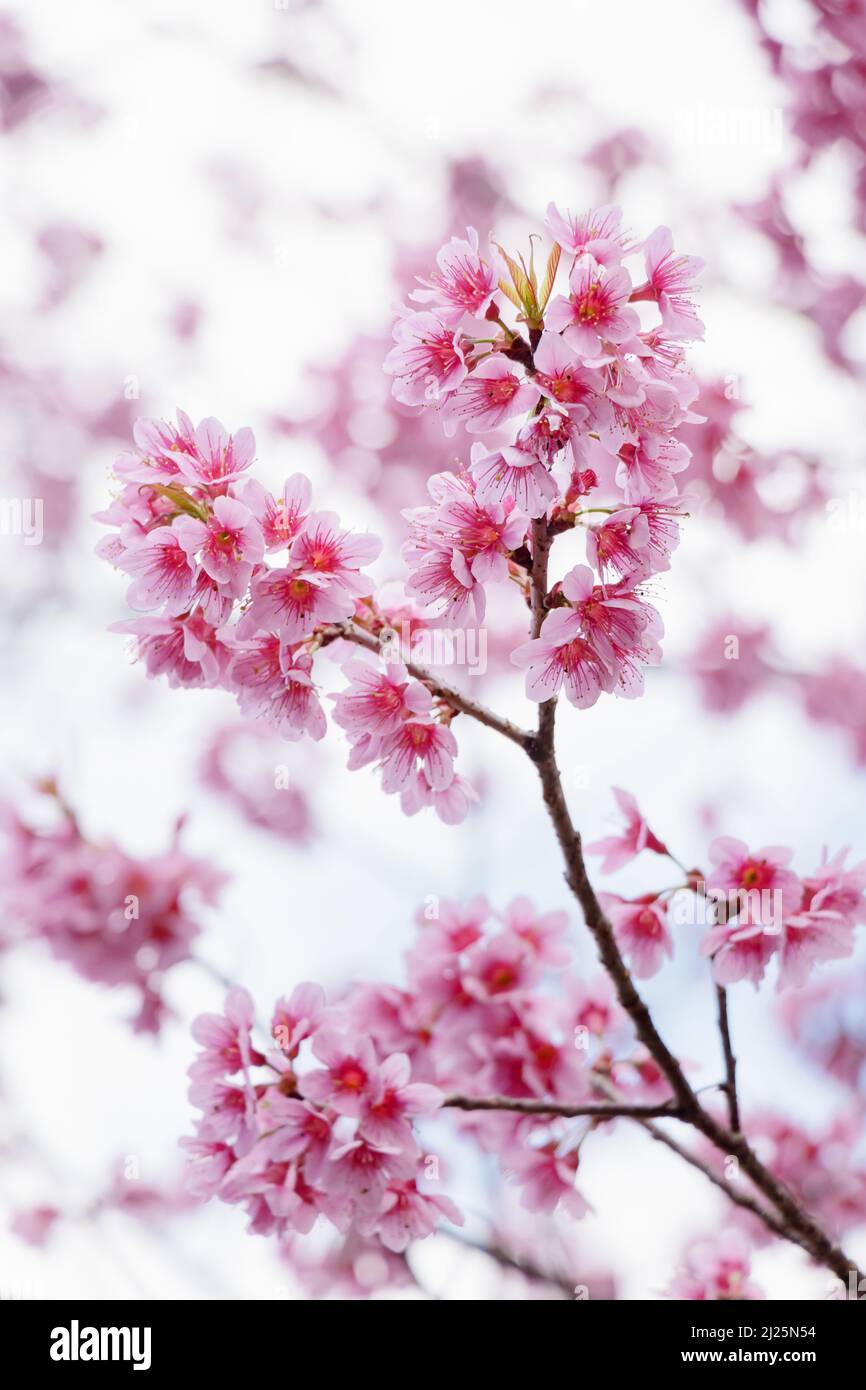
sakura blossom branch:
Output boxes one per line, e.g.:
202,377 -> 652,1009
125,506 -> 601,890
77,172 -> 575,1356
92,200 -> 866,1295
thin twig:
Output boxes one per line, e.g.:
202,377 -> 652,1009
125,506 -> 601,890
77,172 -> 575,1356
715,983 -> 741,1132
442,1094 -> 685,1120
438,1228 -> 577,1297
641,1120 -> 797,1246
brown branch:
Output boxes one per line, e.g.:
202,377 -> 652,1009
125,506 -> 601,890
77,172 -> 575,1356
332,621 -> 532,750
715,983 -> 741,1132
329,528 -> 863,1284
438,1228 -> 578,1297
443,1094 -> 685,1120
520,516 -> 864,1286
642,1120 -> 797,1246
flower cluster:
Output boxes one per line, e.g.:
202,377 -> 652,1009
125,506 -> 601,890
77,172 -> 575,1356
587,789 -> 866,990
97,414 -> 482,819
0,785 -> 223,1031
199,722 -> 316,844
182,896 -> 666,1256
386,204 -> 702,708
182,984 -> 460,1254
664,1230 -> 764,1301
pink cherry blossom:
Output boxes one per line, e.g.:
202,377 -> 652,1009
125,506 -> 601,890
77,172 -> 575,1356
501,897 -> 571,968
665,1231 -> 764,1301
175,415 -> 256,488
366,1182 -> 464,1253
706,837 -> 801,927
189,987 -> 264,1083
599,894 -> 673,978
544,201 -> 628,264
410,226 -> 500,324
299,1031 -> 379,1116
632,225 -> 705,339
116,525 -> 196,614
399,769 -> 479,825
379,719 -> 458,794
469,442 -> 559,519
271,983 -> 327,1059
241,567 -> 354,644
701,919 -> 778,988
504,1142 -> 590,1219
290,511 -> 382,595
511,611 -> 613,708
236,474 -> 311,551
359,1052 -> 443,1148
586,787 -> 669,872
10,1206 -> 62,1247
439,356 -> 537,435
384,311 -> 468,405
546,257 -> 640,357
175,494 -> 264,597
333,659 -> 431,738
585,502 -> 680,581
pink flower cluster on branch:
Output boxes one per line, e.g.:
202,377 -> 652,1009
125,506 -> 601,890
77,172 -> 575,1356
96,203 -> 866,1292
0,784 -> 224,1031
388,205 -> 702,707
587,788 -> 866,990
96,414 -> 482,820
98,203 -> 704,821
182,896 -> 675,1257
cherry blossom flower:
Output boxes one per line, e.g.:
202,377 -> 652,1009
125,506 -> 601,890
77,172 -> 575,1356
290,512 -> 382,595
175,415 -> 256,488
271,984 -> 327,1059
299,1031 -> 379,1117
632,226 -> 705,339
112,612 -> 231,688
546,257 -> 640,358
585,502 -> 680,581
175,494 -> 264,598
701,919 -> 778,988
706,837 -> 801,927
586,787 -> 669,872
189,988 -> 264,1084
599,894 -> 673,978
439,356 -> 537,435
504,1142 -> 590,1219
359,1053 -> 443,1149
332,659 -> 431,739
10,1206 -> 62,1247
365,1183 -> 464,1253
469,442 -> 560,519
409,226 -> 500,324
778,910 -> 854,990
545,201 -> 629,265
241,567 -> 354,644
238,474 -> 311,551
384,311 -> 468,405
665,1231 -> 764,1300
501,898 -> 571,968
511,611 -> 613,708
116,526 -> 196,614
399,770 -> 479,825
378,719 -> 458,794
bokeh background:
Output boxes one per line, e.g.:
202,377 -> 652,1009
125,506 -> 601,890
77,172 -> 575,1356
2,0 -> 866,1299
